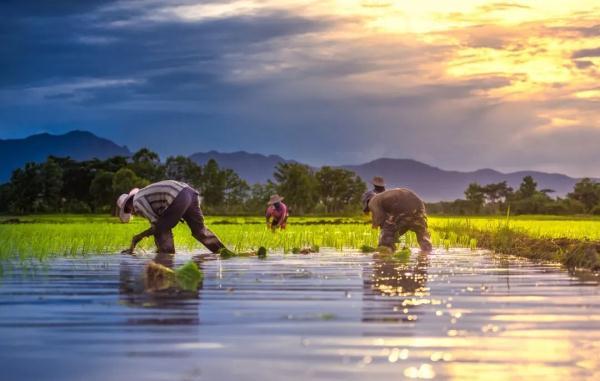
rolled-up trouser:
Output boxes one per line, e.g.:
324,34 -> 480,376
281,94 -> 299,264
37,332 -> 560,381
153,187 -> 225,254
379,213 -> 433,252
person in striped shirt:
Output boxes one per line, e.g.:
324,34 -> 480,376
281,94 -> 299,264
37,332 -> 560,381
116,180 -> 225,254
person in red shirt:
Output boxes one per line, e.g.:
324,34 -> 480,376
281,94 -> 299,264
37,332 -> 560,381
265,194 -> 289,231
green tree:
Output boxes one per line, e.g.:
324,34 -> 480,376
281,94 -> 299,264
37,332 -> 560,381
245,182 -> 278,213
273,163 -> 319,214
223,168 -> 250,209
568,178 -> 600,213
40,158 -> 64,212
89,171 -> 115,212
112,168 -> 148,197
516,176 -> 538,199
165,156 -> 203,188
7,164 -> 42,213
200,159 -> 227,207
315,166 -> 366,213
0,183 -> 11,213
482,181 -> 513,204
464,182 -> 485,213
129,148 -> 165,182
7,158 -> 63,213
199,159 -> 249,211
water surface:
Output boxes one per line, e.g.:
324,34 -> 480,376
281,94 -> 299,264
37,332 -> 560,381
1,249 -> 599,380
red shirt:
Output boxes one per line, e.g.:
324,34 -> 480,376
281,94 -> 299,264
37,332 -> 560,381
266,203 -> 288,224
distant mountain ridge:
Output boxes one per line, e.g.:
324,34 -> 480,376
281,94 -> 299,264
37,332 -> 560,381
189,150 -> 295,184
341,158 -> 582,201
0,130 -> 131,181
0,130 -> 590,201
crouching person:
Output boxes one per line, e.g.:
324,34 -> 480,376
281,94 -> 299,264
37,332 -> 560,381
363,188 -> 433,252
117,180 -> 225,254
265,194 -> 288,231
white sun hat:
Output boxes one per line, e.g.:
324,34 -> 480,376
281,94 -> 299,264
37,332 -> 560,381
116,188 -> 139,223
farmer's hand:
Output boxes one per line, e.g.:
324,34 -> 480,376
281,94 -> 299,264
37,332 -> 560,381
122,234 -> 143,254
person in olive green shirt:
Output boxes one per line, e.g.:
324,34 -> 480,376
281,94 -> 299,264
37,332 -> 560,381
362,179 -> 432,252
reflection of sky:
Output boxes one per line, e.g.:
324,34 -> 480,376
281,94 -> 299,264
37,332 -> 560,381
1,1 -> 599,176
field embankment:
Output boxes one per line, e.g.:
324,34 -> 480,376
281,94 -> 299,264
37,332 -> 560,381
431,217 -> 600,270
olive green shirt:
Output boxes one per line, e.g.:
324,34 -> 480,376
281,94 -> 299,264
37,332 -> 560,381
368,188 -> 426,227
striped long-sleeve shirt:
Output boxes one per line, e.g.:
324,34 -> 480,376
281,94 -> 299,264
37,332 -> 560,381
133,180 -> 194,223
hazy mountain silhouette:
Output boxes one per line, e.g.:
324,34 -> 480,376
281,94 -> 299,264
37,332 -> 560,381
0,130 -> 131,181
188,152 -> 583,201
342,158 -> 581,201
189,151 -> 294,184
0,130 -> 587,201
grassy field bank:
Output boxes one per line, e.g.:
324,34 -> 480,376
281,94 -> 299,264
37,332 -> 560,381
1,214 -> 599,270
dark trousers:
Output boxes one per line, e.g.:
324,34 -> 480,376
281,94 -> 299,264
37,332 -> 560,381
153,187 -> 224,254
379,215 -> 433,252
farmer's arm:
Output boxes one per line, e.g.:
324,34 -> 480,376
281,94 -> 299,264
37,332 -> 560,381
369,200 -> 385,228
276,204 -> 288,227
122,226 -> 155,254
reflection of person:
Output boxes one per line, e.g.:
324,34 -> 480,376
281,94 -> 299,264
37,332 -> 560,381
116,180 -> 226,254
363,186 -> 433,252
363,252 -> 430,322
119,252 -> 201,316
265,194 -> 288,231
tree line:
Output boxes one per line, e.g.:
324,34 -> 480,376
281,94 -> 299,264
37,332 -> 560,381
1,150 -> 598,216
427,176 -> 600,215
0,149 -> 366,215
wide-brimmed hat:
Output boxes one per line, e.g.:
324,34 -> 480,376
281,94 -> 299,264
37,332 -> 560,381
116,188 -> 139,223
267,194 -> 284,205
371,176 -> 386,187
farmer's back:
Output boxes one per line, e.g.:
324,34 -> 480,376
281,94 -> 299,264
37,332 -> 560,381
368,188 -> 426,227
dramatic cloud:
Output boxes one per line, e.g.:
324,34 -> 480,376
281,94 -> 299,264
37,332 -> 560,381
0,0 -> 598,176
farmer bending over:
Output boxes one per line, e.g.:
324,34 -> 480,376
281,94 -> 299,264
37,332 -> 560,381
117,180 -> 225,254
265,194 -> 288,231
362,184 -> 433,252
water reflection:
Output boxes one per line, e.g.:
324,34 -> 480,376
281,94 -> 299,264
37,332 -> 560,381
118,253 -> 202,325
362,252 -> 430,322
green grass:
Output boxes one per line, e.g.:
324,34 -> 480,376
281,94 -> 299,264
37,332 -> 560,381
1,215 -> 599,268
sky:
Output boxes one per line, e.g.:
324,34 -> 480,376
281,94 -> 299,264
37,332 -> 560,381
0,0 -> 599,176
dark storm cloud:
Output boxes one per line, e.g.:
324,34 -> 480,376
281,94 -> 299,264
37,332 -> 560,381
572,47 -> 600,58
0,0 -> 113,17
0,2 -> 329,87
0,0 -> 598,178
574,60 -> 595,69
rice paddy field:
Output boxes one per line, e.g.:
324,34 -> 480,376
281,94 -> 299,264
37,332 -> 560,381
1,214 -> 599,264
2,215 -> 600,381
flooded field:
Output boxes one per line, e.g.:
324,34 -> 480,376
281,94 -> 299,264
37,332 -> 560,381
1,249 -> 599,381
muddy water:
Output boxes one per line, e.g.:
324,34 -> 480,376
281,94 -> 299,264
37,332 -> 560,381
1,249 -> 599,381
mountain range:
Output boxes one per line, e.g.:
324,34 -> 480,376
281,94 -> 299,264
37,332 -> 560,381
0,130 -> 130,181
0,131 -> 589,201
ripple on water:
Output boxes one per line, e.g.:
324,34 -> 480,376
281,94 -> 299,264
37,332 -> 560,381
0,249 -> 599,381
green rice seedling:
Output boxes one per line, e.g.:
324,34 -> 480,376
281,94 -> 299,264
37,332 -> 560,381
1,214 -> 600,264
145,260 -> 202,292
174,261 -> 203,291
257,246 -> 267,259
360,245 -> 377,253
394,247 -> 411,260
